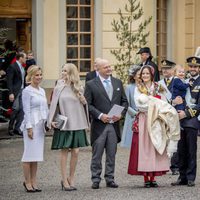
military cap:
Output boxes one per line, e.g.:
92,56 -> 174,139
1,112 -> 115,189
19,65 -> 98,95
161,59 -> 176,68
186,56 -> 200,66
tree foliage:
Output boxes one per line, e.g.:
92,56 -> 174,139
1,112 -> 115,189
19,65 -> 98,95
110,0 -> 152,84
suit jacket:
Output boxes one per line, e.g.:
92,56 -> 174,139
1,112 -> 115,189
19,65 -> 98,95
85,70 -> 97,82
6,62 -> 25,96
84,76 -> 128,145
182,76 -> 200,130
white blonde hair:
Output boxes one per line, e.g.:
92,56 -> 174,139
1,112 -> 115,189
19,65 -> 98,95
26,65 -> 42,83
62,63 -> 81,96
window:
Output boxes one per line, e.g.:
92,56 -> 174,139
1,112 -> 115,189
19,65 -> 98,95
66,0 -> 94,75
156,0 -> 167,70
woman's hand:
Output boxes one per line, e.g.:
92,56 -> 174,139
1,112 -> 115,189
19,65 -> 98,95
78,93 -> 87,105
27,128 -> 33,139
51,121 -> 57,128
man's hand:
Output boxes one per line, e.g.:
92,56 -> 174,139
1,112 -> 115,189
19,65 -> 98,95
178,110 -> 186,120
100,114 -> 111,123
172,96 -> 183,105
112,115 -> 121,122
9,94 -> 14,102
27,128 -> 33,139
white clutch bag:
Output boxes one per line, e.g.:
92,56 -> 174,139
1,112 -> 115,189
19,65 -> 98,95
54,114 -> 68,130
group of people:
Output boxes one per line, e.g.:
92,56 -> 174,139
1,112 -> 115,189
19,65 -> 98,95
2,44 -> 200,192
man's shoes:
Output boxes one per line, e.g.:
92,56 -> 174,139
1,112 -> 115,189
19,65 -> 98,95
172,170 -> 179,175
187,180 -> 195,187
8,129 -> 14,136
106,181 -> 118,188
171,179 -> 187,186
91,182 -> 99,189
14,129 -> 23,136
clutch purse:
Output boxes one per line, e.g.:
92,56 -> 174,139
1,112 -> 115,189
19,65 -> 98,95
54,114 -> 68,130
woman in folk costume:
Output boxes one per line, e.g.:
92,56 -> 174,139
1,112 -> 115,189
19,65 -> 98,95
21,65 -> 49,192
121,65 -> 141,148
48,63 -> 89,191
128,65 -> 180,188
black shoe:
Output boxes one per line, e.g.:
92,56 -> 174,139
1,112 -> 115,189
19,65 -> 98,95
144,181 -> 151,188
32,187 -> 42,192
8,129 -> 14,136
23,182 -> 35,193
150,181 -> 158,187
106,181 -> 118,188
172,170 -> 179,175
92,182 -> 99,189
187,180 -> 195,187
171,179 -> 187,186
14,129 -> 23,136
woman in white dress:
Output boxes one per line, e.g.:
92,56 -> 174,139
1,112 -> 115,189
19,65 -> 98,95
21,65 -> 48,192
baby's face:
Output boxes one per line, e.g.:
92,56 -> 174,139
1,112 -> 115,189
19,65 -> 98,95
176,68 -> 185,79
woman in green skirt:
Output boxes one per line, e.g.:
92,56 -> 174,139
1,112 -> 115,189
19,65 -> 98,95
48,63 -> 89,191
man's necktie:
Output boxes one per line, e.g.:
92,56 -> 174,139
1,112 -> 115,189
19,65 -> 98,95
104,79 -> 112,100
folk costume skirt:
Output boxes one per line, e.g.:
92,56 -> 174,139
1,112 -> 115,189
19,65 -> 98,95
128,113 -> 169,176
51,129 -> 89,150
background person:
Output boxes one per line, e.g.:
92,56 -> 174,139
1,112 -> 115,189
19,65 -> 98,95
137,47 -> 160,81
121,65 -> 141,148
7,52 -> 26,136
48,63 -> 89,191
21,65 -> 48,192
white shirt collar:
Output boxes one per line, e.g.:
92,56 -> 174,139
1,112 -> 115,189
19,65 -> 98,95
99,75 -> 111,84
192,75 -> 199,80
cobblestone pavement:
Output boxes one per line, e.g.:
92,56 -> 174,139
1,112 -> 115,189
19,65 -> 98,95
0,136 -> 200,200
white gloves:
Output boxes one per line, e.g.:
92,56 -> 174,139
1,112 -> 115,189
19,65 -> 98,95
166,140 -> 178,158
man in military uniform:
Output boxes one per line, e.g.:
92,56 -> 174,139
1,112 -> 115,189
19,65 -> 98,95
171,56 -> 200,187
159,59 -> 179,175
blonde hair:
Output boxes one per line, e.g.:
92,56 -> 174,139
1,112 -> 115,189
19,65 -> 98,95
174,64 -> 185,75
62,63 -> 81,96
26,65 -> 42,84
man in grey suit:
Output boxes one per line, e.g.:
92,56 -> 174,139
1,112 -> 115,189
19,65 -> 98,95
84,59 -> 128,189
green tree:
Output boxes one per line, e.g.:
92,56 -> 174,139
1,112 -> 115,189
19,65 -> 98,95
110,0 -> 152,84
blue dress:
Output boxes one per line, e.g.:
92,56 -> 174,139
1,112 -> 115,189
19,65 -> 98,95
121,84 -> 138,148
172,78 -> 190,110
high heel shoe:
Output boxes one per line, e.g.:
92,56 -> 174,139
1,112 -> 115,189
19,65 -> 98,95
32,186 -> 42,192
60,180 -> 73,191
67,178 -> 77,190
23,182 -> 35,193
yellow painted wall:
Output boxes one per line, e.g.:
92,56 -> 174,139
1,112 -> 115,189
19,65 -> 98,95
43,0 -> 60,80
102,0 -> 155,66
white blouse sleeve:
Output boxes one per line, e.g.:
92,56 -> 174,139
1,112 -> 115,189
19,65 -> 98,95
22,89 -> 32,129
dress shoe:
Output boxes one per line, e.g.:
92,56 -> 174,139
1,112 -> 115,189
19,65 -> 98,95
61,180 -> 73,191
14,129 -> 23,136
144,181 -> 151,188
106,181 -> 118,188
32,187 -> 42,192
8,129 -> 14,136
23,182 -> 35,193
150,181 -> 158,187
187,180 -> 195,187
171,179 -> 187,186
92,182 -> 99,189
172,170 -> 179,175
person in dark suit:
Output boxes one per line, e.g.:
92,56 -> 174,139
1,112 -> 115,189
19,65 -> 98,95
84,59 -> 128,189
7,52 -> 26,136
159,59 -> 180,175
171,56 -> 200,187
137,47 -> 160,81
85,58 -> 101,82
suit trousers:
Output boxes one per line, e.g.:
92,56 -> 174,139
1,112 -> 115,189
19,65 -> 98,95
9,90 -> 24,131
178,127 -> 198,181
91,124 -> 118,183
